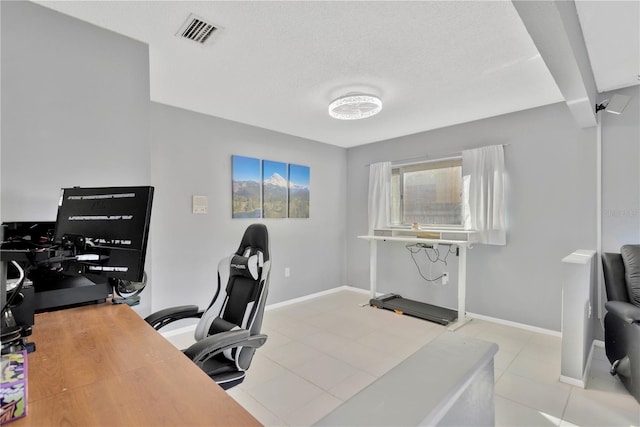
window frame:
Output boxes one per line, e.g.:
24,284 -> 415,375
391,157 -> 463,228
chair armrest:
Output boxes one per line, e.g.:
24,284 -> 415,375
605,301 -> 640,324
144,305 -> 203,330
183,330 -> 268,366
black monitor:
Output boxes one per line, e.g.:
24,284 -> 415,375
54,186 -> 154,282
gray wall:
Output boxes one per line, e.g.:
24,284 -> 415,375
3,1 -> 637,334
1,1 -> 151,311
1,1 -> 151,220
150,103 -> 347,312
1,1 -> 347,318
347,102 -> 597,332
601,85 -> 640,252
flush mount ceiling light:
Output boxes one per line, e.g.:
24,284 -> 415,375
328,94 -> 382,120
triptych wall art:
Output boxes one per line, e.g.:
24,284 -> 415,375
232,155 -> 310,219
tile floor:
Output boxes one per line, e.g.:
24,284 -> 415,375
166,289 -> 640,426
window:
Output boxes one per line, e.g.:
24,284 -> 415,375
390,159 -> 463,226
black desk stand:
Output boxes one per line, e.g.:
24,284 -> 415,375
1,249 -> 37,354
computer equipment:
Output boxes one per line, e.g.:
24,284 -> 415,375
54,186 -> 154,283
1,186 -> 154,314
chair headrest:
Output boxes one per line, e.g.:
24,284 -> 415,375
236,223 -> 269,262
230,254 -> 260,280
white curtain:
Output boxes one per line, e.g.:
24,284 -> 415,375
368,161 -> 391,234
462,145 -> 506,245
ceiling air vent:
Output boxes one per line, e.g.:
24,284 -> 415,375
176,14 -> 219,45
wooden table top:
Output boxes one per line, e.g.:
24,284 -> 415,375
12,303 -> 261,426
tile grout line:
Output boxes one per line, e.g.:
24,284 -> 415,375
559,385 -> 576,425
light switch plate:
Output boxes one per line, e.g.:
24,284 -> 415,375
192,195 -> 208,214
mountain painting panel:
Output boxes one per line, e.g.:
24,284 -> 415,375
263,160 -> 288,218
232,155 -> 262,218
289,164 -> 310,219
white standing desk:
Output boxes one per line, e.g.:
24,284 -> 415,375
358,230 -> 476,331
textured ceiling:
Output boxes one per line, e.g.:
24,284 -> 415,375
34,1 -> 638,148
575,0 -> 640,92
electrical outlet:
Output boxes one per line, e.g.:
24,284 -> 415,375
588,302 -> 592,319
442,272 -> 449,285
284,267 -> 290,277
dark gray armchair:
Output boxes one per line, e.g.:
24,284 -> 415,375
145,224 -> 271,390
602,244 -> 640,403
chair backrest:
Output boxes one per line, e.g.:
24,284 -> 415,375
222,223 -> 270,336
194,224 -> 271,368
621,244 -> 640,307
603,245 -> 640,307
602,252 -> 630,303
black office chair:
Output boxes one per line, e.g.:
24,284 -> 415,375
602,244 -> 640,403
145,223 -> 271,389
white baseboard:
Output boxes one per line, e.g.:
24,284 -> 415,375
583,340 -> 597,386
265,285 -> 369,311
467,312 -> 561,337
160,286 -> 368,339
559,375 -> 585,388
559,339 -> 601,388
267,287 -> 563,338
162,286 -> 569,341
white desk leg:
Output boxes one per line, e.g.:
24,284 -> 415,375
448,245 -> 471,331
370,239 -> 377,299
